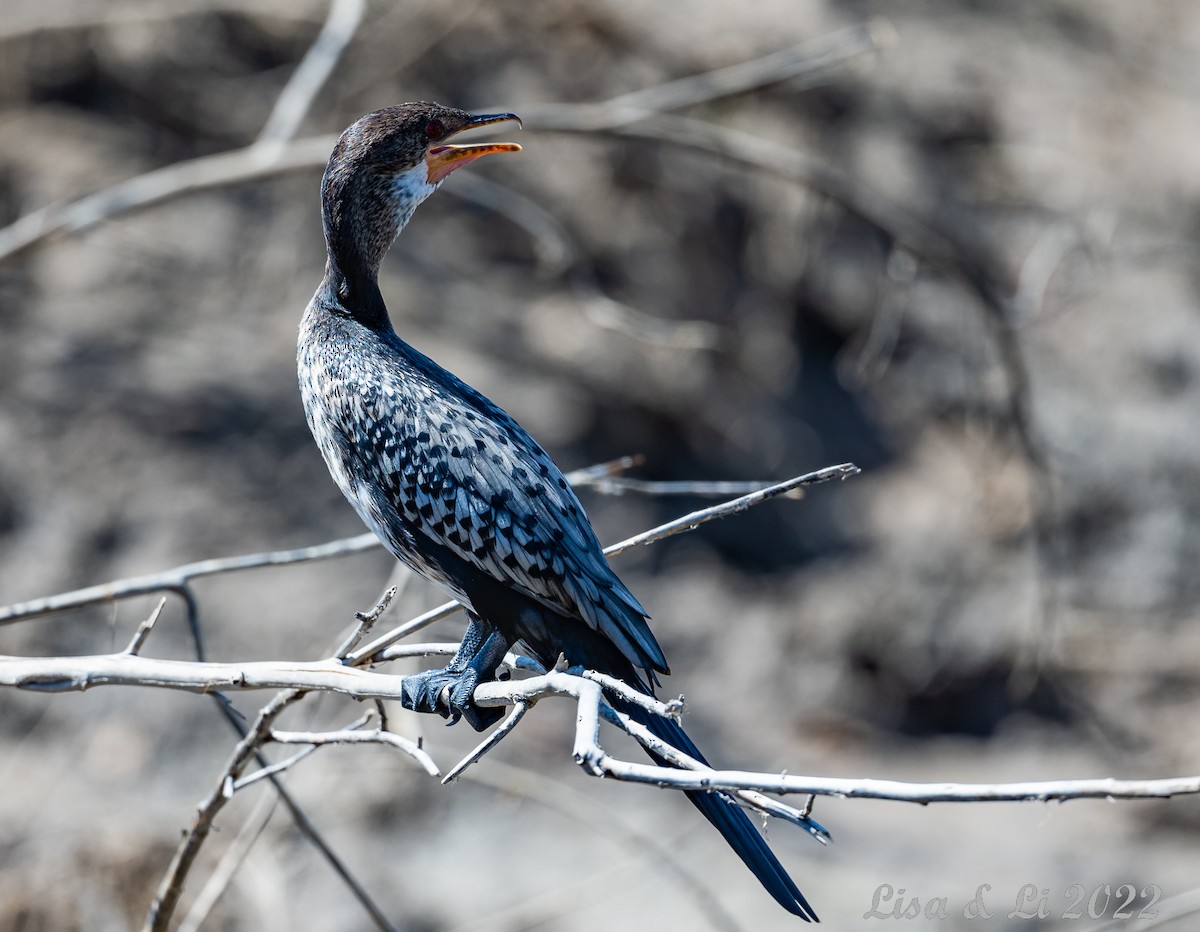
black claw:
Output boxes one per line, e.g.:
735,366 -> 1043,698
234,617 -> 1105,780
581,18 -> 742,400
459,703 -> 505,730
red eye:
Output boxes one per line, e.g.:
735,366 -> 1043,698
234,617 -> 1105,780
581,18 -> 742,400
424,119 -> 445,139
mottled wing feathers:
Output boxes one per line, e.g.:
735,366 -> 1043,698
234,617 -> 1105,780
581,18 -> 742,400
323,324 -> 667,677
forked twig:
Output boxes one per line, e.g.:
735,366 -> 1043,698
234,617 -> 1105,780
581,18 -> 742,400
441,701 -> 529,784
142,689 -> 307,932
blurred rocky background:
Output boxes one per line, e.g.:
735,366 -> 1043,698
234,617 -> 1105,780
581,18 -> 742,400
3,0 -> 1200,929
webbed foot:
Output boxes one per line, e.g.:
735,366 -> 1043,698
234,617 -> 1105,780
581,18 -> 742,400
398,617 -> 511,731
400,666 -> 504,730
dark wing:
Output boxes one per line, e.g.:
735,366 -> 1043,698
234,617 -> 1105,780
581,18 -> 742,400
354,341 -> 668,676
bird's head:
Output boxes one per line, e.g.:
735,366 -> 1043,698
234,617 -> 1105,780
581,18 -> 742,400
320,103 -> 521,299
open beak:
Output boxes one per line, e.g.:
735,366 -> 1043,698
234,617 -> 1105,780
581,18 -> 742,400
425,112 -> 522,184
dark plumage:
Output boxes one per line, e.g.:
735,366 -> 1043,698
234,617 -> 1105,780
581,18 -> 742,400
298,102 -> 820,921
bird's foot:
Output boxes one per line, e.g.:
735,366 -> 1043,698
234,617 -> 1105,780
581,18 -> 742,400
400,666 -> 504,731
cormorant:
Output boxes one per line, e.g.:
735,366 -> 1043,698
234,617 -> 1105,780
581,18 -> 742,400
298,102 -> 819,921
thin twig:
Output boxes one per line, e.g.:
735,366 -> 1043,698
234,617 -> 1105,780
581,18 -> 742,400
232,743 -> 322,793
0,533 -> 379,625
334,586 -> 397,658
124,597 -> 167,656
603,463 -> 858,557
176,787 -> 280,932
370,642 -> 462,661
232,709 -> 375,792
571,475 -> 795,498
267,727 -> 439,776
347,604 -> 466,665
579,669 -> 684,722
441,702 -> 528,784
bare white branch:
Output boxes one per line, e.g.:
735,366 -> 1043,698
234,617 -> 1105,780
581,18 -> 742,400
268,727 -> 439,777
2,650 -> 1197,807
441,701 -> 528,785
597,700 -> 830,845
232,743 -> 321,793
580,669 -> 684,722
232,709 -> 375,792
469,673 -> 1200,806
0,652 -> 415,699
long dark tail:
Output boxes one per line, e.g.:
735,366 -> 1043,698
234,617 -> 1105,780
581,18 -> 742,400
609,694 -> 820,922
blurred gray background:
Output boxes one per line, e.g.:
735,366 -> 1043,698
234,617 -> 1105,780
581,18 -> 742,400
2,0 -> 1200,929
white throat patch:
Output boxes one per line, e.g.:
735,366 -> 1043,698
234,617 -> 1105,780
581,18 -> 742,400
390,161 -> 439,230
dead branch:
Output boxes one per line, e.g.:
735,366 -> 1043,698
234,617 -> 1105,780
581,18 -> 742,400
0,463 -> 847,629
0,533 -> 379,625
515,23 -> 887,130
254,0 -> 365,148
176,788 -> 279,932
5,650 -> 1197,808
268,727 -> 437,774
142,689 -> 307,932
0,25 -> 883,262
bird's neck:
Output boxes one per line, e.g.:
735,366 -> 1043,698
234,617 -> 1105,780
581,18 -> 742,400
319,166 -> 424,331
320,248 -> 390,330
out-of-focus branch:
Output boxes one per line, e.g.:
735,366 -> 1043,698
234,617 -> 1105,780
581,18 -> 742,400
0,25 -> 884,262
254,0 -> 365,147
0,533 -> 379,625
176,787 -> 280,932
517,22 -> 888,130
268,726 -> 437,773
0,138 -> 335,262
0,3 -> 326,44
